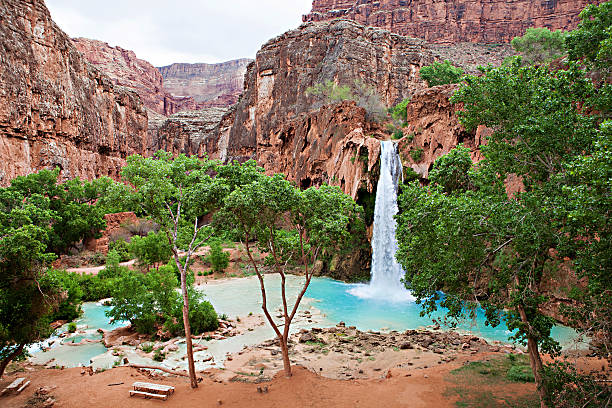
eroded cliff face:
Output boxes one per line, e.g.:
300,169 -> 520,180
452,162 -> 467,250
159,60 -> 252,108
73,38 -> 201,116
227,19 -> 434,196
0,0 -> 149,185
150,107 -> 234,160
304,0 -> 603,44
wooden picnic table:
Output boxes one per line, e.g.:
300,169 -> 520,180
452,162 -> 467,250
130,382 -> 175,400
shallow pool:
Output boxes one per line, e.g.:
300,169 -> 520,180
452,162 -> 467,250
29,275 -> 585,369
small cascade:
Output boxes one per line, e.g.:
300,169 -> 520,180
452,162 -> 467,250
349,140 -> 414,302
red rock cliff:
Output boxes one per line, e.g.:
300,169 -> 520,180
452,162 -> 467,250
159,60 -> 252,108
304,0 -> 603,44
227,19 -> 434,196
0,0 -> 149,184
72,38 -> 199,116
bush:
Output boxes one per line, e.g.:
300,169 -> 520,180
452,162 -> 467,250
153,349 -> 165,362
67,322 -> 77,333
420,60 -> 464,87
410,148 -> 424,162
140,343 -> 154,353
541,361 -> 611,408
106,267 -> 218,337
429,144 -> 473,194
207,242 -> 230,273
47,270 -> 83,322
98,250 -> 128,280
389,98 -> 411,124
108,238 -> 131,262
506,364 -> 535,382
305,80 -> 353,102
392,129 -> 404,140
129,231 -> 172,270
511,27 -> 567,65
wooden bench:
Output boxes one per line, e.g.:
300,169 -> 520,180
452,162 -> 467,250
132,381 -> 175,395
1,378 -> 29,397
129,390 -> 168,401
130,382 -> 175,401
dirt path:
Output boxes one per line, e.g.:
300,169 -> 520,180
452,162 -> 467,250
66,260 -> 136,275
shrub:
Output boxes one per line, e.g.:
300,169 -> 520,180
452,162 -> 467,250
67,322 -> 77,333
389,98 -> 411,123
506,364 -> 535,382
140,343 -> 154,353
98,250 -> 128,279
153,349 -> 165,362
404,167 -> 420,182
305,80 -> 353,102
420,60 -> 464,87
429,144 -> 473,194
511,27 -> 567,65
129,231 -> 172,270
207,242 -> 230,273
392,129 -> 404,140
410,148 -> 424,162
108,238 -> 131,262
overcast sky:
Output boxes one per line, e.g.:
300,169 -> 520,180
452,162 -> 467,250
46,0 -> 313,67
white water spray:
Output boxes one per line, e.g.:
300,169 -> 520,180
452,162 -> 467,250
349,140 -> 414,302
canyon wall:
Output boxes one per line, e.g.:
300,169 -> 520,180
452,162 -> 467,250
73,38 -> 201,116
159,59 -> 252,108
227,19 -> 435,196
304,0 -> 603,44
0,0 -> 149,185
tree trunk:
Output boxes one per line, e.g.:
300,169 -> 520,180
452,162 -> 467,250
517,303 -> 547,408
180,267 -> 198,389
280,336 -> 292,378
0,343 -> 25,378
526,334 -> 547,408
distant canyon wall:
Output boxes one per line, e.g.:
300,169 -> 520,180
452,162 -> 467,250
159,60 -> 252,108
0,0 -> 148,185
304,0 -> 603,43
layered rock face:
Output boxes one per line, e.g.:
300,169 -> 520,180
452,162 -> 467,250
150,107 -> 233,160
227,19 -> 434,196
0,0 -> 148,185
304,0 -> 603,44
73,38 -> 198,116
159,59 -> 252,108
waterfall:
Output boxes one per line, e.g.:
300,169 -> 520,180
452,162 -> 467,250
349,140 -> 414,302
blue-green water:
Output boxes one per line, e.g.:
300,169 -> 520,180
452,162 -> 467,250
305,277 -> 581,348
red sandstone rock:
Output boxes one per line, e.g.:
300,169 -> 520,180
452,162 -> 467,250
0,0 -> 148,185
304,0 -> 604,44
227,19 -> 434,195
159,60 -> 252,108
72,38 -> 199,116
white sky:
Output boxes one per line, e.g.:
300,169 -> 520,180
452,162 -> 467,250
46,0 -> 314,67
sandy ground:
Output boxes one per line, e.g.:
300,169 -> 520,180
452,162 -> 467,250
1,362 -> 463,408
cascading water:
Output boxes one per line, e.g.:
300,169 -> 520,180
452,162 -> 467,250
349,140 -> 414,302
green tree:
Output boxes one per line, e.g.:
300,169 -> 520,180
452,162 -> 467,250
7,169 -> 109,254
129,231 -> 172,271
0,185 -> 61,377
420,60 -> 464,87
222,165 -> 364,377
118,151 -> 228,388
389,98 -> 411,124
566,1 -> 612,72
511,28 -> 567,65
206,241 -> 230,273
398,57 -> 608,407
